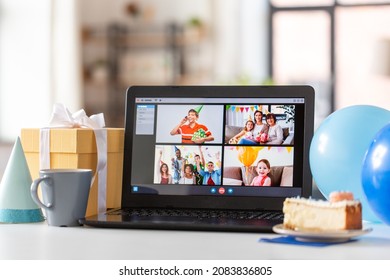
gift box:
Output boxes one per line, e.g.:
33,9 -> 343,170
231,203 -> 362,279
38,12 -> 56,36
20,128 -> 124,216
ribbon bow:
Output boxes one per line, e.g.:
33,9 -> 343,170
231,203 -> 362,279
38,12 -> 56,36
40,103 -> 108,213
47,103 -> 105,129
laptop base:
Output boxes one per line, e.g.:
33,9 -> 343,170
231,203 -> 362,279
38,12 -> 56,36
80,208 -> 283,233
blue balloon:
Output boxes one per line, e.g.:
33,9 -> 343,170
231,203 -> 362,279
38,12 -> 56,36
362,123 -> 390,225
309,105 -> 390,222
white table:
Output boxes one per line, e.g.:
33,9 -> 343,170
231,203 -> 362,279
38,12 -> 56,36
1,222 -> 390,260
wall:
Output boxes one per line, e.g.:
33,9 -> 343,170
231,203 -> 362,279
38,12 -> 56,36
0,1 -> 52,142
0,0 -> 82,142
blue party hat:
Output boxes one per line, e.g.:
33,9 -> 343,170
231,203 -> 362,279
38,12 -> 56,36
0,137 -> 44,223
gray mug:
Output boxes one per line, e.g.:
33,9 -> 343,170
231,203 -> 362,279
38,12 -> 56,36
31,169 -> 92,227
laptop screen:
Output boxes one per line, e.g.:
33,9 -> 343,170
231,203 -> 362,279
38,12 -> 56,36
122,86 -> 314,210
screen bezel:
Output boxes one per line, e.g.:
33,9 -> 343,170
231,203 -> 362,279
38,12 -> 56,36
121,85 -> 314,211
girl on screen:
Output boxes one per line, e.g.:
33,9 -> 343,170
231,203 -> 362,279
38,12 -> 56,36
230,120 -> 255,144
179,164 -> 196,184
250,159 -> 272,187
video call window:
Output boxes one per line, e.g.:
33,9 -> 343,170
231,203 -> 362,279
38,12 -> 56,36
225,104 -> 295,146
149,102 -> 296,188
223,146 -> 294,187
155,104 -> 224,144
154,145 -> 222,186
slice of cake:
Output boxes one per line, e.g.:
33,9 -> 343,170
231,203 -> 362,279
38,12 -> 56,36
283,192 -> 362,231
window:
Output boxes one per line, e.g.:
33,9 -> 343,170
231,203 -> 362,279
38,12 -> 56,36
270,1 -> 390,127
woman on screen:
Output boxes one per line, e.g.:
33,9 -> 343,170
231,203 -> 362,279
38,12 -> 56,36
266,113 -> 283,145
157,150 -> 172,184
237,110 -> 269,145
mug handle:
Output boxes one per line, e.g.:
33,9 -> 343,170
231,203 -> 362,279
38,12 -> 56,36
30,176 -> 53,210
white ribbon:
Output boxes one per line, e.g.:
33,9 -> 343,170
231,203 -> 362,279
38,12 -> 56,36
40,103 -> 107,213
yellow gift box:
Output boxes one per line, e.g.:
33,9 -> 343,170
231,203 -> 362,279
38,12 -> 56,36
20,128 -> 124,216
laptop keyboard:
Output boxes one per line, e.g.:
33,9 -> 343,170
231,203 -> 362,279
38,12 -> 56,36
108,208 -> 284,221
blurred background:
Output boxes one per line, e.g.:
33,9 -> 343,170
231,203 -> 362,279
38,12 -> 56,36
1,0 -> 390,180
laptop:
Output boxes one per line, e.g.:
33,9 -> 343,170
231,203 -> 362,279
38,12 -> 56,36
80,85 -> 314,232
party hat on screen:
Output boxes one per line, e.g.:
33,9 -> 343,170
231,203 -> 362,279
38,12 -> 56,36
0,137 -> 44,223
194,105 -> 203,114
